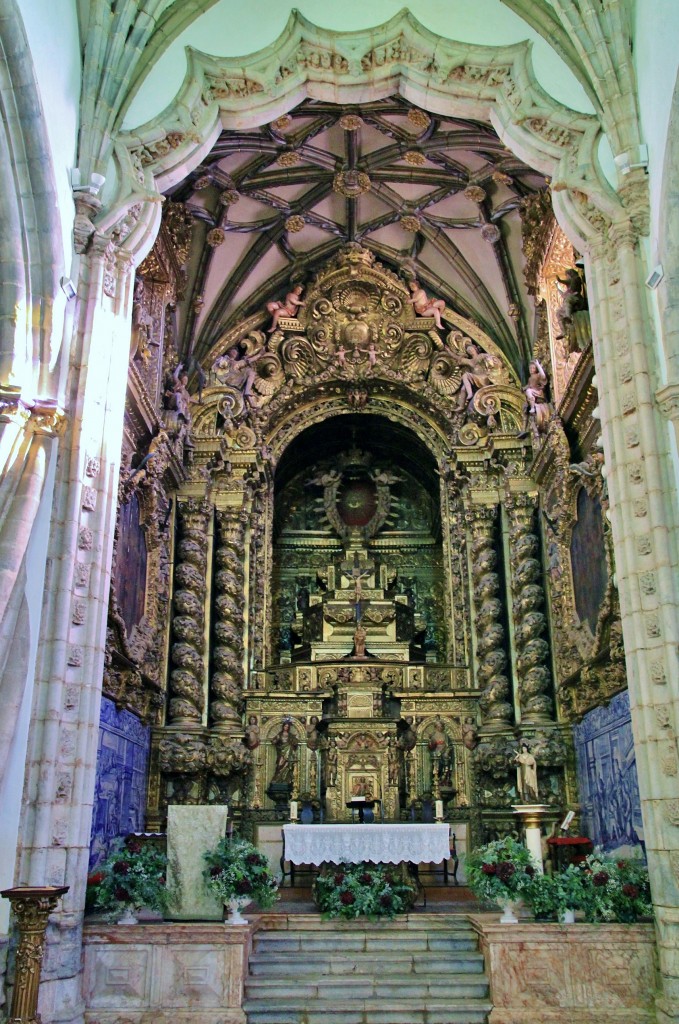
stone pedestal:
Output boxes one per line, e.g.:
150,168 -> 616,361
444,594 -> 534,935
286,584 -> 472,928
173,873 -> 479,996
166,805 -> 228,921
82,922 -> 252,1024
471,917 -> 657,1023
513,804 -> 551,873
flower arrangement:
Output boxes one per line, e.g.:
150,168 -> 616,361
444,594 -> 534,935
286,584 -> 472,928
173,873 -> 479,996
312,862 -> 416,920
203,836 -> 279,909
465,835 -> 537,907
522,853 -> 651,923
89,837 -> 168,920
575,853 -> 651,923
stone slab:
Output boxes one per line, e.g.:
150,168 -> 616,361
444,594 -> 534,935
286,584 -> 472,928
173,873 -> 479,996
166,805 -> 228,921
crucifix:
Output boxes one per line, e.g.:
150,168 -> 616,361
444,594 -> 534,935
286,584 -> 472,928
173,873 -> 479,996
340,550 -> 374,626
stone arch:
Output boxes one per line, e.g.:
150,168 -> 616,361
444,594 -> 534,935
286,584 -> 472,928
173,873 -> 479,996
0,0 -> 63,398
657,67 -> 679,391
110,9 -> 622,269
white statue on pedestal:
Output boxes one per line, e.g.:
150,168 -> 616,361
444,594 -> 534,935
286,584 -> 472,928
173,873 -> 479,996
514,742 -> 539,803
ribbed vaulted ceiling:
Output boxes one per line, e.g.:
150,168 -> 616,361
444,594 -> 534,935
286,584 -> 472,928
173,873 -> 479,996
170,96 -> 547,375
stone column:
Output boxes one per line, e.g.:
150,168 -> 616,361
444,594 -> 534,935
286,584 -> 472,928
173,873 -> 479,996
168,499 -> 211,726
505,493 -> 553,724
466,505 -> 513,731
586,223 -> 679,1021
210,509 -> 246,731
17,235 -> 135,1024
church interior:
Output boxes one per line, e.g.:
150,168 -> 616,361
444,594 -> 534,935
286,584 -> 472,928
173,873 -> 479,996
0,2 -> 678,1023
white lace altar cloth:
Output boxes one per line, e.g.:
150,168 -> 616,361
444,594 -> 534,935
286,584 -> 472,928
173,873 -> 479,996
282,823 -> 450,865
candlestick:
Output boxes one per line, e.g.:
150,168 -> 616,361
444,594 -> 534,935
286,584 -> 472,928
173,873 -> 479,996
435,799 -> 444,821
289,800 -> 298,821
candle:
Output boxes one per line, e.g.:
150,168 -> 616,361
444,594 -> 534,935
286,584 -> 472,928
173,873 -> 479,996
289,800 -> 298,821
435,799 -> 444,820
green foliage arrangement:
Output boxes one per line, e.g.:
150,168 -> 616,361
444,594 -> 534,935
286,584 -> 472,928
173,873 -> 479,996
475,843 -> 653,924
90,837 -> 168,919
312,862 -> 416,920
465,835 -> 537,906
203,836 -> 279,909
575,853 -> 652,923
524,865 -> 587,919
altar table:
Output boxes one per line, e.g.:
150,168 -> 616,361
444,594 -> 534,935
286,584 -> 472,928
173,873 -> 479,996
282,823 -> 450,866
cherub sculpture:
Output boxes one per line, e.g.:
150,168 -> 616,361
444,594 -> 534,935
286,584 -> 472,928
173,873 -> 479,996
407,279 -> 446,330
445,340 -> 494,408
212,345 -> 262,404
266,284 -> 304,333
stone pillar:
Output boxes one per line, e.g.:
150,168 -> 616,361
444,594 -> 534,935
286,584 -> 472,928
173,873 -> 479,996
17,236 -> 135,1024
466,505 -> 513,731
210,509 -> 246,731
586,224 -> 679,1021
505,493 -> 553,724
168,499 -> 211,726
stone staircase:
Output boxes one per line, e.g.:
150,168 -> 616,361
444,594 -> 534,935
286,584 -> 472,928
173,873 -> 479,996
243,913 -> 491,1024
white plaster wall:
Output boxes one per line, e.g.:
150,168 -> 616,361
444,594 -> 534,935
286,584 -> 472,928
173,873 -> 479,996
0,443 -> 57,934
633,0 -> 679,264
122,0 -> 594,130
16,0 -> 81,270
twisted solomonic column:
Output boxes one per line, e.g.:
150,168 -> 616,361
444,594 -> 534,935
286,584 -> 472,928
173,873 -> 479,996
506,494 -> 553,723
210,510 -> 247,731
168,499 -> 211,725
466,506 -> 513,731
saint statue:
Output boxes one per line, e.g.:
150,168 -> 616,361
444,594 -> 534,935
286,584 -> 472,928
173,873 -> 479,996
270,720 -> 298,786
446,341 -> 494,408
514,742 -> 539,803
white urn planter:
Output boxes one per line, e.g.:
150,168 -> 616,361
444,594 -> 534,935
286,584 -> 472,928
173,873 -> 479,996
499,901 -> 519,924
117,907 -> 139,925
226,897 -> 250,925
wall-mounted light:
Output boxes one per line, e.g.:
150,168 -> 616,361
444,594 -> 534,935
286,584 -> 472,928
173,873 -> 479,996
646,264 -> 664,290
613,144 -> 649,176
60,276 -> 76,300
71,168 -> 106,196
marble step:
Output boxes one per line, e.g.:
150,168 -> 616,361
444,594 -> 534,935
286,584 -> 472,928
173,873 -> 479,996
253,932 -> 478,953
257,915 -> 475,931
243,997 -> 492,1024
247,951 -> 486,976
244,975 -> 490,1000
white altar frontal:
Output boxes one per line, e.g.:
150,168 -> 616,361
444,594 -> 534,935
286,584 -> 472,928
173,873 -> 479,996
282,823 -> 451,866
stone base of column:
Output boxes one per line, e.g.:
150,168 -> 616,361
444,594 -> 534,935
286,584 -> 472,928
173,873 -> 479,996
513,804 -> 551,872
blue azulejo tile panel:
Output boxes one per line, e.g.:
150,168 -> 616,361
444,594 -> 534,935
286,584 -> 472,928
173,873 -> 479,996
573,690 -> 644,857
89,697 -> 150,870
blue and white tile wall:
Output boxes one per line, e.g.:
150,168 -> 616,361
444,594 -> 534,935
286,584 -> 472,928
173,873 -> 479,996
574,690 -> 644,857
89,697 -> 150,869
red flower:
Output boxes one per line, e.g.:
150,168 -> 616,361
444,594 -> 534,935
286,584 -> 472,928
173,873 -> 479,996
481,863 -> 497,875
112,861 -> 130,875
495,861 -> 516,883
210,865 -> 222,878
622,883 -> 639,899
334,873 -> 345,885
340,891 -> 355,905
617,861 -> 626,870
125,839 -> 143,854
359,873 -> 373,886
235,877 -> 253,895
246,852 -> 264,866
524,865 -> 535,877
87,872 -> 104,887
379,893 -> 393,908
593,871 -> 609,887
114,886 -> 131,902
